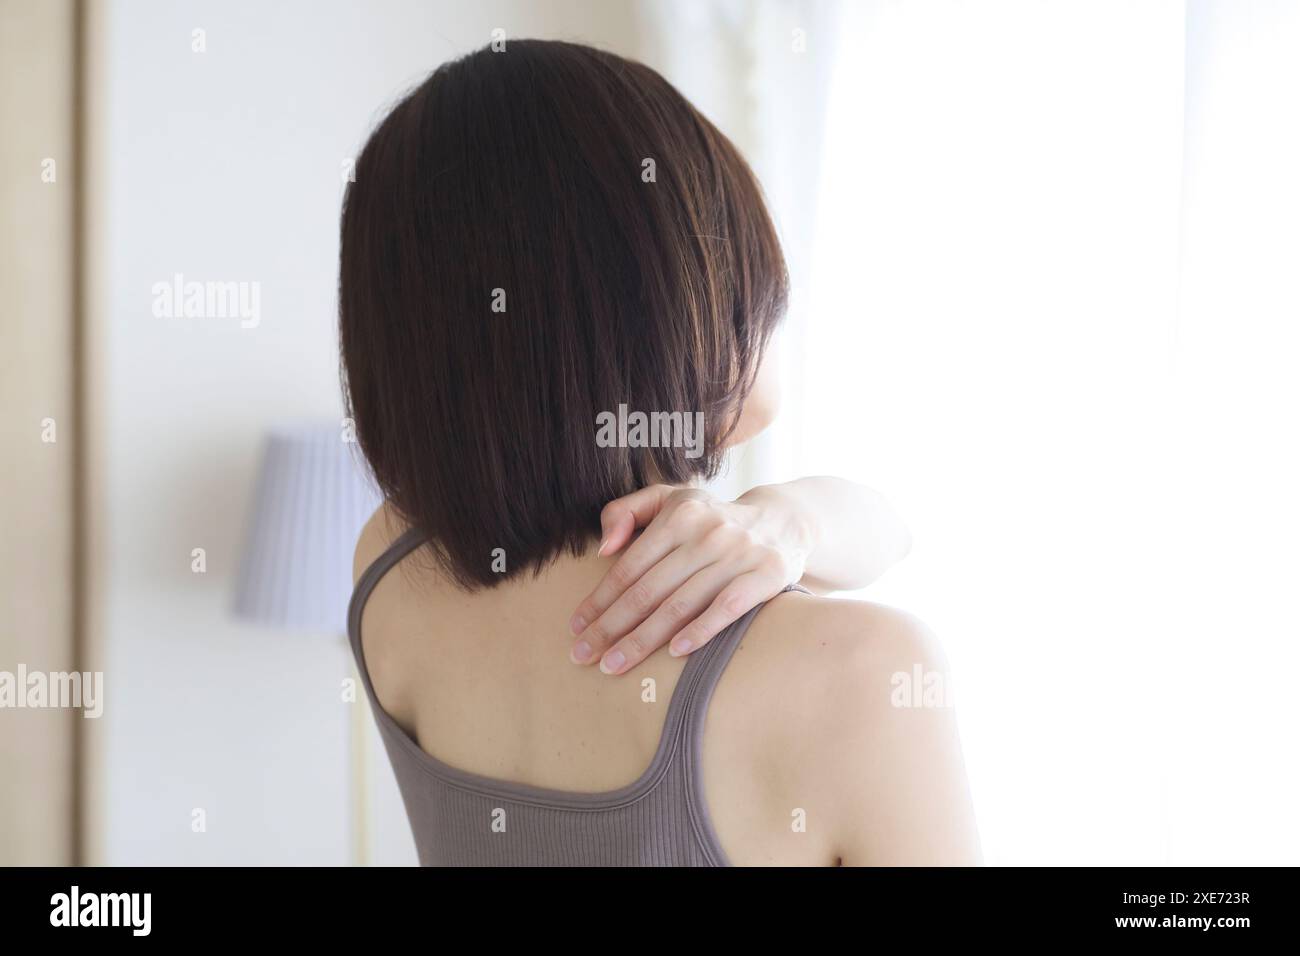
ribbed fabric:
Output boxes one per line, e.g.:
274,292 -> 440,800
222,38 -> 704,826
348,526 -> 805,867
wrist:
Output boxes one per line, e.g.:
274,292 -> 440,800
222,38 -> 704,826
738,482 -> 819,565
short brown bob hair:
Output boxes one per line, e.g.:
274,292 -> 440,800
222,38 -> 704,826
340,39 -> 788,589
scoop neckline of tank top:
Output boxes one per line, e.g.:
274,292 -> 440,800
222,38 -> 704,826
348,526 -> 721,812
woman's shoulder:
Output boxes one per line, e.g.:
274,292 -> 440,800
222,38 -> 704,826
706,590 -> 979,864
711,588 -> 950,773
730,589 -> 948,706
705,590 -> 965,863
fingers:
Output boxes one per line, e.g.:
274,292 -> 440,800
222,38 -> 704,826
597,485 -> 674,554
568,483 -> 795,676
569,543 -> 698,665
570,517 -> 678,639
666,569 -> 785,659
596,564 -> 733,674
597,510 -> 636,557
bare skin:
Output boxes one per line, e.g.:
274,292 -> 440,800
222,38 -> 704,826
354,503 -> 982,866
565,356 -> 913,674
569,478 -> 914,674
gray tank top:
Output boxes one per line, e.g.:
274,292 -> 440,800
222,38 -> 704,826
348,525 -> 805,866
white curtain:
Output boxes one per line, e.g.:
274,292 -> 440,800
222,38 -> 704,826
641,0 -> 845,499
649,0 -> 1300,865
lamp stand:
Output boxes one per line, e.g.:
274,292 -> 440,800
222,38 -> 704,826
345,638 -> 369,867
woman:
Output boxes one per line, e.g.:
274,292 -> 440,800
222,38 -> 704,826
342,39 -> 980,866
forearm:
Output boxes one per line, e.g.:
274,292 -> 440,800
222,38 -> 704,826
740,477 -> 911,593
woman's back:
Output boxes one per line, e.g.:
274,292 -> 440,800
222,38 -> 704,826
351,507 -> 980,866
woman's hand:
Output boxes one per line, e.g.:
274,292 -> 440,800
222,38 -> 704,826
568,484 -> 816,675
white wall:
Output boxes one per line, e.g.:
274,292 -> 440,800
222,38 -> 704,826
87,0 -> 644,865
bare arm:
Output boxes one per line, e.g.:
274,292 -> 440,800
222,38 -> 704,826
808,602 -> 982,865
702,593 -> 982,866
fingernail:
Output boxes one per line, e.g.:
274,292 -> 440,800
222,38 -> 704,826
596,536 -> 610,557
569,614 -> 586,635
570,640 -> 593,664
599,649 -> 626,674
669,637 -> 692,656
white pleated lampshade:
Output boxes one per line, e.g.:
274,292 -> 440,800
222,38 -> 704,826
233,423 -> 382,634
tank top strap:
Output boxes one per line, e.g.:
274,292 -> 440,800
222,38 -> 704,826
347,524 -> 428,663
672,582 -> 812,864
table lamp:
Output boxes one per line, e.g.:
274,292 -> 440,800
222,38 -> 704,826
232,423 -> 382,865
